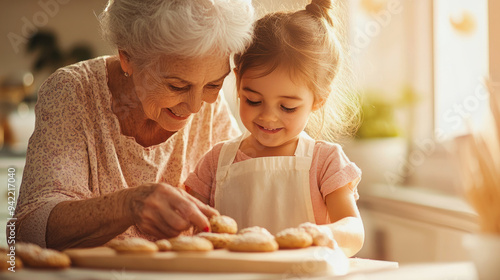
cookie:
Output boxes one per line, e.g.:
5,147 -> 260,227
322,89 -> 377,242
298,222 -> 321,237
155,239 -> 172,251
210,215 -> 238,234
227,233 -> 278,252
299,223 -> 335,248
275,228 -> 313,249
169,236 -> 214,252
107,237 -> 158,254
238,226 -> 273,237
310,232 -> 335,248
15,242 -> 70,269
197,232 -> 236,249
0,248 -> 23,271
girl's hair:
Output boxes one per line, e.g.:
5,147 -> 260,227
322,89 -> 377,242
234,0 -> 360,142
99,0 -> 254,70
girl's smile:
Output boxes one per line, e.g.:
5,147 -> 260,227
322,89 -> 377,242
257,124 -> 283,134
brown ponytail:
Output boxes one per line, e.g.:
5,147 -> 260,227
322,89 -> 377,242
305,0 -> 334,26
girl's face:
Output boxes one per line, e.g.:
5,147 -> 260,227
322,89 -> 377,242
237,67 -> 319,151
131,55 -> 231,132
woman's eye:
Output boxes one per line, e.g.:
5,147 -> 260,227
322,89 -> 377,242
169,85 -> 189,92
281,105 -> 297,113
245,99 -> 261,106
206,84 -> 222,90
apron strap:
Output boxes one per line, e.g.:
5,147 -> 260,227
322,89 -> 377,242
218,131 -> 315,179
294,131 -> 315,157
216,131 -> 248,183
294,131 -> 315,169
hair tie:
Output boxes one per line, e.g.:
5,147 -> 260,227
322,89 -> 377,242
305,0 -> 334,26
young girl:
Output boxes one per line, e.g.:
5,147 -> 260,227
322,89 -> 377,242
185,0 -> 364,257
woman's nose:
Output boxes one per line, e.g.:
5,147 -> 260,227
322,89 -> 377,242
186,91 -> 203,113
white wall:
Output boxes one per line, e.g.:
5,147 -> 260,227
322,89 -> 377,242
0,0 -> 113,84
0,0 -> 311,82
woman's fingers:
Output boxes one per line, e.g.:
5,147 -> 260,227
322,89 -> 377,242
140,222 -> 181,239
185,193 -> 220,217
132,183 -> 217,238
169,188 -> 211,232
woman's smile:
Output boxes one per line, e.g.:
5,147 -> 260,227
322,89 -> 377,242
164,107 -> 189,120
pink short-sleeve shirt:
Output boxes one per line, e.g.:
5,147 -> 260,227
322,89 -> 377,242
14,56 -> 240,247
185,140 -> 361,225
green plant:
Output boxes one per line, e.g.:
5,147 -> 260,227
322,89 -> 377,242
356,85 -> 418,138
26,30 -> 93,73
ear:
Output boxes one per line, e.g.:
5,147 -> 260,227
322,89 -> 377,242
118,50 -> 133,76
233,68 -> 241,96
233,68 -> 240,83
312,97 -> 326,111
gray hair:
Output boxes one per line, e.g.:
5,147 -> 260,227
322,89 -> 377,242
99,0 -> 254,68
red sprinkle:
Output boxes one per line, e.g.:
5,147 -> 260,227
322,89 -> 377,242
203,226 -> 210,232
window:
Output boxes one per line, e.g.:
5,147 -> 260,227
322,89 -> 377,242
434,0 -> 489,139
346,0 -> 494,194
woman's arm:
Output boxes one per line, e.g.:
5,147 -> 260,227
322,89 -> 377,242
322,183 -> 365,257
46,183 -> 217,250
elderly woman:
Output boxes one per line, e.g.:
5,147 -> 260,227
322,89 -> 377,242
13,0 -> 254,250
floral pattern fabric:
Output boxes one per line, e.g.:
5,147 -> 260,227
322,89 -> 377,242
14,56 -> 240,247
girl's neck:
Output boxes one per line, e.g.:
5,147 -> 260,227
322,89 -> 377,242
240,135 -> 300,157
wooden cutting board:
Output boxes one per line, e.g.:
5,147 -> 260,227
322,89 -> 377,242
65,246 -> 350,276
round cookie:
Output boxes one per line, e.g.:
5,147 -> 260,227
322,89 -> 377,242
107,237 -> 158,254
1,249 -> 23,271
299,223 -> 335,248
238,226 -> 273,237
227,233 -> 278,252
155,239 -> 173,251
298,222 -> 321,237
210,215 -> 238,234
197,232 -> 236,249
169,236 -> 214,252
310,232 -> 335,248
275,228 -> 313,249
15,242 -> 70,269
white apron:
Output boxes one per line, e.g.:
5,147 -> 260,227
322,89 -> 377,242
214,131 -> 316,234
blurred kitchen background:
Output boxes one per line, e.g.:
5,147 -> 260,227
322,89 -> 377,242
1,0 -> 498,265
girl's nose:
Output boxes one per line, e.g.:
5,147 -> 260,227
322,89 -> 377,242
258,106 -> 278,122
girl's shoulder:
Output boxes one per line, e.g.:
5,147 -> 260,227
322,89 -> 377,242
313,140 -> 344,153
313,140 -> 353,166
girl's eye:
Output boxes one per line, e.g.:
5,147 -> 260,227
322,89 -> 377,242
281,105 -> 297,113
169,85 -> 189,92
245,98 -> 261,106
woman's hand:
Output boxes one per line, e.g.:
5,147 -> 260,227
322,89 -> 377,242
128,183 -> 219,239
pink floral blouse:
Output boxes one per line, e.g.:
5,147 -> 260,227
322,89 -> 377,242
14,56 -> 240,247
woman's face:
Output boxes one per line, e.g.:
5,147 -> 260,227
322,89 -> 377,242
132,55 -> 231,132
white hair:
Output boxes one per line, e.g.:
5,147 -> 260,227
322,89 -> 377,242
99,0 -> 254,67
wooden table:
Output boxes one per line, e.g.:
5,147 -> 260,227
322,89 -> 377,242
0,257 -> 399,280
0,261 -> 479,280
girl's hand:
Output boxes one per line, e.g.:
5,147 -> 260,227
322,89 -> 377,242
128,183 -> 219,239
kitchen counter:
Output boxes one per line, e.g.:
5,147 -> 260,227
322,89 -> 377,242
0,257 -> 397,280
0,260 -> 478,280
